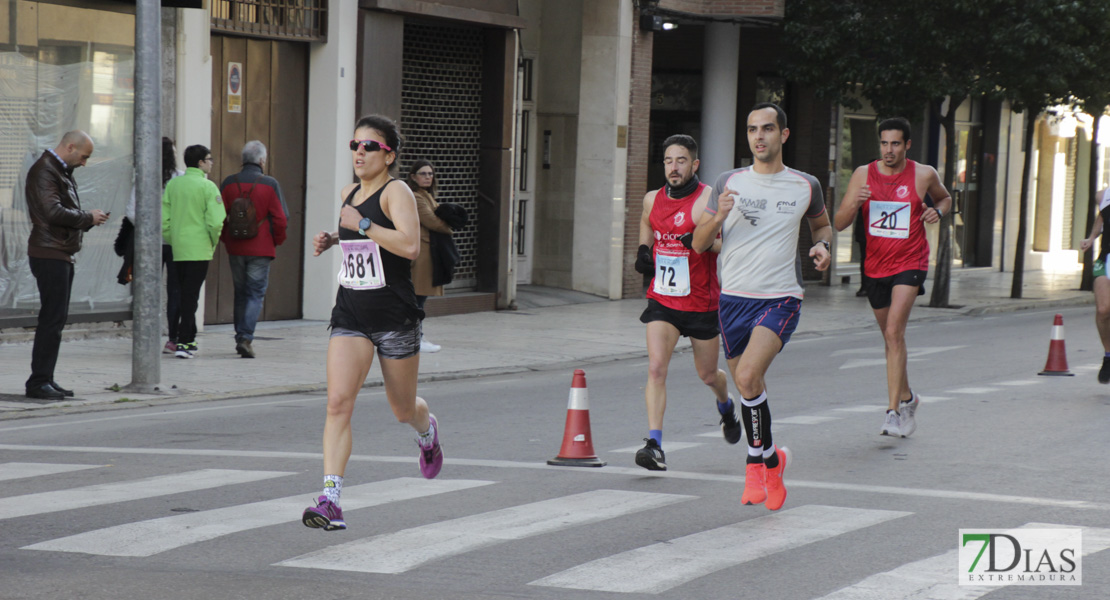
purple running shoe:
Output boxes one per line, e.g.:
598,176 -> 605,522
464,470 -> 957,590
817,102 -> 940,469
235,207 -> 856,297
302,495 -> 346,531
418,414 -> 443,479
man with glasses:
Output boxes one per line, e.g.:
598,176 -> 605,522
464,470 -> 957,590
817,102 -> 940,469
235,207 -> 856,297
162,145 -> 226,359
220,141 -> 289,358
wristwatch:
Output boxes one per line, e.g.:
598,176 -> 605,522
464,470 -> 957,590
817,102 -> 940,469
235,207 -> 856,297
936,208 -> 944,219
358,217 -> 371,237
817,240 -> 831,253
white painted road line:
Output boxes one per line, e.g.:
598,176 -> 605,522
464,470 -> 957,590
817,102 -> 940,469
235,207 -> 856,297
994,380 -> 1045,386
814,523 -> 1110,599
776,415 -> 840,425
947,387 -> 999,394
832,406 -> 885,413
530,505 -> 909,594
611,441 -> 702,453
0,469 -> 292,521
0,462 -> 100,482
276,489 -> 694,574
23,478 -> 494,557
4,444 -> 1110,511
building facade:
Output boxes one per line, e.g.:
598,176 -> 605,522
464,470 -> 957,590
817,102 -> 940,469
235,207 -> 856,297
0,0 -> 1095,334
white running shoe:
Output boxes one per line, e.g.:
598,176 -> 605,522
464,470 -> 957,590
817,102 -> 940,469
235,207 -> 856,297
880,409 -> 902,437
420,336 -> 441,353
899,392 -> 919,437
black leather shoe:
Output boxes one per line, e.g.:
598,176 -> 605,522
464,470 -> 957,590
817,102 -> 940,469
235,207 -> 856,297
50,381 -> 75,397
26,384 -> 65,400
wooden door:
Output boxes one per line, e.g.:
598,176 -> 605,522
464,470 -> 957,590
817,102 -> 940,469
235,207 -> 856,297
206,35 -> 307,325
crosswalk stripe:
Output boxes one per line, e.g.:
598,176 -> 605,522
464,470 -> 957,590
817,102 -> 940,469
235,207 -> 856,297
276,489 -> 694,574
0,462 -> 100,482
0,469 -> 292,521
611,442 -> 702,453
529,505 -> 909,594
776,415 -> 840,425
813,523 -> 1110,599
23,477 -> 494,557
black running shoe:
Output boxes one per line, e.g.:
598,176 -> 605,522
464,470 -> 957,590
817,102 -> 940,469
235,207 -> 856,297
720,404 -> 743,445
1099,357 -> 1110,384
634,438 -> 666,471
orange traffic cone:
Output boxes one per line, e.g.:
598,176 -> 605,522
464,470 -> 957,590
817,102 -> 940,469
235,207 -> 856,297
1038,314 -> 1074,376
547,369 -> 606,467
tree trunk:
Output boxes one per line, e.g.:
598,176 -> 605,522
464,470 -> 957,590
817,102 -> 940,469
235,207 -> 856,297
929,98 -> 962,308
1011,110 -> 1037,298
1081,113 -> 1101,292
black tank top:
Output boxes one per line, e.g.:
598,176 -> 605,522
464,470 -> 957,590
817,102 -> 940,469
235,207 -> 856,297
329,180 -> 424,333
1100,201 -> 1110,262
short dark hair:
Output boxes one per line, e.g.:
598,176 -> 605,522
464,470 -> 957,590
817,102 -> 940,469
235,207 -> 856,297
750,102 -> 788,131
355,114 -> 402,175
661,134 -> 698,161
183,145 -> 209,168
877,117 -> 912,142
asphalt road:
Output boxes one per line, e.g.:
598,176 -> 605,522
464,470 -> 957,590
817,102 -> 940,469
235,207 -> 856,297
1,305 -> 1108,599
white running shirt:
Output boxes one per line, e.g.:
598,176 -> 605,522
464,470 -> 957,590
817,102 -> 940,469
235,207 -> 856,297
707,166 -> 825,299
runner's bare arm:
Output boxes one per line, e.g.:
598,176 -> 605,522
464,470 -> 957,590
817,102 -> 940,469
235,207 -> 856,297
689,186 -> 721,253
833,166 -> 868,231
921,166 -> 952,224
640,191 -> 656,247
1081,205 -> 1104,253
692,188 -> 732,253
372,181 -> 421,260
807,211 -> 833,272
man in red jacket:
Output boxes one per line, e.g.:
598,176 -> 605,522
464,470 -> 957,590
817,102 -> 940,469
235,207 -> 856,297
220,140 -> 288,358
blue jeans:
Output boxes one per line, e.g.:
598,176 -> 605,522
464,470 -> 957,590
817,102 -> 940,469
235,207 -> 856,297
228,255 -> 273,342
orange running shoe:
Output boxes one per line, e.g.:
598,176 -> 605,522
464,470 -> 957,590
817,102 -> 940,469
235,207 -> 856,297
764,446 -> 790,511
741,463 -> 766,505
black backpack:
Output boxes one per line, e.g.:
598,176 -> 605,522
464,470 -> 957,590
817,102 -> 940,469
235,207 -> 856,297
226,181 -> 259,240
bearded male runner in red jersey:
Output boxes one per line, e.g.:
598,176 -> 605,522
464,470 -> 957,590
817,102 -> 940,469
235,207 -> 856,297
632,134 -> 738,471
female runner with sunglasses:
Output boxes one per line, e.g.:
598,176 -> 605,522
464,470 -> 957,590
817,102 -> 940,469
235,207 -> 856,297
302,114 -> 443,531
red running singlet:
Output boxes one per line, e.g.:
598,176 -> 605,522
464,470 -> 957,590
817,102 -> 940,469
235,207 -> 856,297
645,182 -> 720,312
863,160 -> 930,278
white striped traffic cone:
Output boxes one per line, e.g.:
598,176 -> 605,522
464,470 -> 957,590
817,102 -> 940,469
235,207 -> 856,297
547,369 -> 606,467
1038,314 -> 1074,376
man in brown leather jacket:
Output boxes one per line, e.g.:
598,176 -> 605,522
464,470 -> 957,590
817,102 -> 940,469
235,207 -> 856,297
24,130 -> 109,400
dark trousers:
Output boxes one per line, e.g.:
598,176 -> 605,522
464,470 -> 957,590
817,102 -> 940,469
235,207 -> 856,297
174,260 -> 209,345
163,244 -> 181,341
27,257 -> 74,389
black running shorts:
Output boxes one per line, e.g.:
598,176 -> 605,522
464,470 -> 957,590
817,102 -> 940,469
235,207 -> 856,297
866,269 -> 927,310
639,299 -> 720,340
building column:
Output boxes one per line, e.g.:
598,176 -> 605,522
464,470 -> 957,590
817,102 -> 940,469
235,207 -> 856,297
302,1 -> 359,320
699,22 -> 740,182
175,7 -> 213,329
572,0 -> 633,299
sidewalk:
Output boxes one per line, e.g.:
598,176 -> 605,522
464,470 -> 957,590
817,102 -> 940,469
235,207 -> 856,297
0,268 -> 1092,416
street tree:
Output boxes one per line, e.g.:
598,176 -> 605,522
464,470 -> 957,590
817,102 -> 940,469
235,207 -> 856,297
782,0 -> 1110,301
781,0 -> 989,307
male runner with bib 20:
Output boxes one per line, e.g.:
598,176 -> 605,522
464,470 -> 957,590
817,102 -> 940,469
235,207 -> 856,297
834,117 -> 951,438
1079,188 -> 1110,384
692,103 -> 832,511
633,134 -> 739,471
